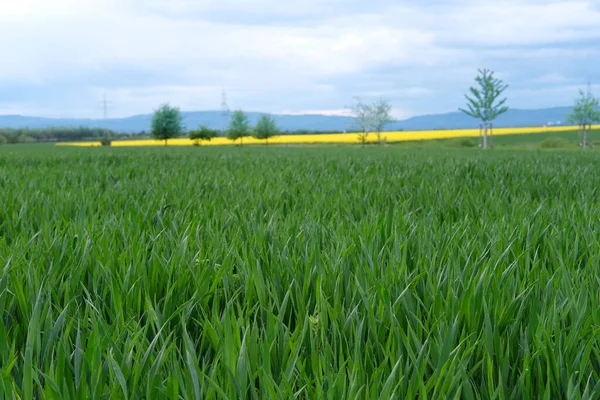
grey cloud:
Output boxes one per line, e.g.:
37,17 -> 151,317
0,0 -> 599,117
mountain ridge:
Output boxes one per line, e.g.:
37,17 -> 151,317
0,107 -> 576,133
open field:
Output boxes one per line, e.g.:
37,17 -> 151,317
55,125 -> 600,147
2,145 -> 600,398
404,129 -> 600,150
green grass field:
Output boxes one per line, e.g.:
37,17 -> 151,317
2,145 -> 600,398
400,129 -> 600,150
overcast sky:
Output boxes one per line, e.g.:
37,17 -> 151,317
0,0 -> 599,119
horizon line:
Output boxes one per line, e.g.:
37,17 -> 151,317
0,105 -> 575,122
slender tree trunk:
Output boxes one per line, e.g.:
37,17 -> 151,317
483,125 -> 488,149
164,139 -> 167,146
377,131 -> 381,144
584,124 -> 588,148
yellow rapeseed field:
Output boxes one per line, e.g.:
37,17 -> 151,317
56,125 -> 596,147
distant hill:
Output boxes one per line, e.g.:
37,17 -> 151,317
0,107 -> 577,133
392,107 -> 573,130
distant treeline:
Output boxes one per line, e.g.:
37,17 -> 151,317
105,129 -> 357,140
123,129 -> 402,138
0,127 -> 128,144
0,127 -> 406,145
126,129 -> 356,137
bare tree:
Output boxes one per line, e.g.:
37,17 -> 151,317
460,69 -> 508,149
348,97 -> 373,146
372,99 -> 392,144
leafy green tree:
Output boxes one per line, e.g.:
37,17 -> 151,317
253,114 -> 280,145
189,125 -> 218,145
0,134 -> 6,145
151,104 -> 183,145
460,69 -> 509,149
567,84 -> 600,148
227,110 -> 250,145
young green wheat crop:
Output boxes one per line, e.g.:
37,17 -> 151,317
1,145 -> 600,399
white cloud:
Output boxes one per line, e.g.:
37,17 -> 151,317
530,73 -> 570,85
278,107 -> 413,120
278,109 -> 354,117
0,0 -> 599,117
431,0 -> 600,46
0,0 -> 96,18
134,0 -> 346,15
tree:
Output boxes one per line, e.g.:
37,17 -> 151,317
253,114 -> 280,145
151,103 -> 183,145
189,125 -> 218,145
227,110 -> 250,145
349,97 -> 374,146
0,134 -> 6,145
567,84 -> 600,148
372,99 -> 393,144
460,69 -> 508,149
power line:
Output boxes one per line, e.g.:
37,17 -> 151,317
102,93 -> 109,120
98,93 -> 114,130
220,89 -> 230,133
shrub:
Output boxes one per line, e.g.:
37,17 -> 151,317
448,138 -> 478,148
189,125 -> 218,145
100,137 -> 112,147
539,137 -> 570,149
